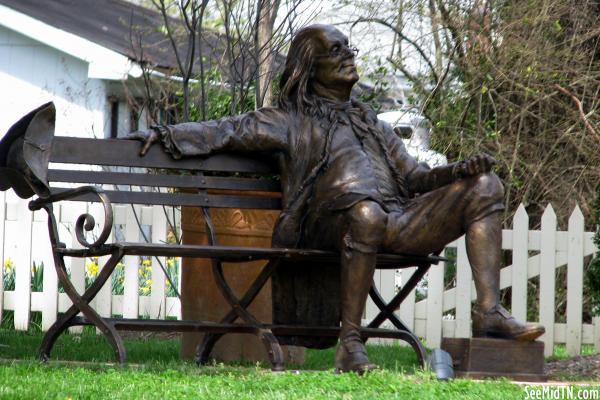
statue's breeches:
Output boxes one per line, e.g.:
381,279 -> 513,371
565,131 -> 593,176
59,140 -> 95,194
303,172 -> 504,255
382,172 -> 504,254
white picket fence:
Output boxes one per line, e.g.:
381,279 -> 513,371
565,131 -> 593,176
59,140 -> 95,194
0,190 -> 182,332
0,189 -> 598,357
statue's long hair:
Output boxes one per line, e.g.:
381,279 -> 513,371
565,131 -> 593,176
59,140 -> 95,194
278,25 -> 324,116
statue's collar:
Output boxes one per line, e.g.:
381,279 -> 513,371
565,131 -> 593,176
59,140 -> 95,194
316,97 -> 353,111
311,96 -> 375,135
312,97 -> 356,122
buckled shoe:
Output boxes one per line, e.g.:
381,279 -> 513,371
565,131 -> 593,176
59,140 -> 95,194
472,305 -> 545,341
335,330 -> 378,374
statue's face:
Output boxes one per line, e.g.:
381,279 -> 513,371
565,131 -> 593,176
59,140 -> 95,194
310,26 -> 359,91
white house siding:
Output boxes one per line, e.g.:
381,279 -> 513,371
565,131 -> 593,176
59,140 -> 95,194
0,24 -> 131,304
0,25 -> 109,139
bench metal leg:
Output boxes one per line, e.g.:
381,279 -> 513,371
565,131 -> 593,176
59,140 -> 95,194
366,264 -> 432,367
367,264 -> 430,329
368,284 -> 413,333
367,282 -> 427,366
196,208 -> 284,370
39,249 -> 126,363
196,258 -> 284,370
195,260 -> 279,366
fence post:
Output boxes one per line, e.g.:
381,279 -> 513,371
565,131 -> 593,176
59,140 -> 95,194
381,270 -> 396,326
13,196 -> 33,330
150,205 -> 167,319
68,202 -> 87,334
398,267 -> 416,332
567,205 -> 584,356
425,250 -> 445,348
512,204 -> 528,323
38,207 -> 58,331
367,268 -> 396,344
0,191 -> 5,323
593,316 -> 600,354
122,205 -> 140,319
455,236 -> 472,338
539,204 -> 557,357
89,202 -> 113,322
175,208 -> 182,319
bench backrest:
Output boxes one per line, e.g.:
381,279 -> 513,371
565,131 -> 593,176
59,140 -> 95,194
47,137 -> 282,210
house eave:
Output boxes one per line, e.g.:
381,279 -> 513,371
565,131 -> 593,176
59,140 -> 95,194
0,4 -> 142,80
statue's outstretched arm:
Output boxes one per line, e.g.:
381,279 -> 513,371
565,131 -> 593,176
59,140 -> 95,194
125,107 -> 289,159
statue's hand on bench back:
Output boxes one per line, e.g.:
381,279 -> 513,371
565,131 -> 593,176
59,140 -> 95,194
124,127 -> 162,156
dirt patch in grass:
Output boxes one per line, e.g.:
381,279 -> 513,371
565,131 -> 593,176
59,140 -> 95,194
546,353 -> 600,381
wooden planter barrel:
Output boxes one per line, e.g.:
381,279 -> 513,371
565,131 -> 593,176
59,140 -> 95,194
180,200 -> 305,364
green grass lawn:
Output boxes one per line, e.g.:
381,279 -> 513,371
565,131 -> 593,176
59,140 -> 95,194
0,329 -> 577,399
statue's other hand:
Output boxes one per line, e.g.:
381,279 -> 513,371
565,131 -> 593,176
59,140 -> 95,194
456,153 -> 497,177
123,129 -> 161,156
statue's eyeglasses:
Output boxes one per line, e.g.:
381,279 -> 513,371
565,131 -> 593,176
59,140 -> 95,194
316,44 -> 359,58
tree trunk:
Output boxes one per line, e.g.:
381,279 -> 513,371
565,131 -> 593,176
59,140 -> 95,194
255,0 -> 280,108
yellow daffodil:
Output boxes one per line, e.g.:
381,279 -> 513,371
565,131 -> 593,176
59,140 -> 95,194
85,261 -> 99,278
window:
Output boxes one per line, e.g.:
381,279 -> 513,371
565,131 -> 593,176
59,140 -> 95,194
108,97 -> 119,139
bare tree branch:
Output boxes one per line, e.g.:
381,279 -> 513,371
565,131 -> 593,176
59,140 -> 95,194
554,84 -> 598,136
351,17 -> 440,83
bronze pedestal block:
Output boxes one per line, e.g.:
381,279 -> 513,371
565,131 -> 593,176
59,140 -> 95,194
441,337 -> 546,381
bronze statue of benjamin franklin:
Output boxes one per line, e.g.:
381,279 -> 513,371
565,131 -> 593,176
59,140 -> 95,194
128,24 -> 544,373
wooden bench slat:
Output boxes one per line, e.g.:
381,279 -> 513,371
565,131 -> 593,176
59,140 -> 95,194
49,188 -> 282,209
50,137 -> 278,173
48,169 -> 281,192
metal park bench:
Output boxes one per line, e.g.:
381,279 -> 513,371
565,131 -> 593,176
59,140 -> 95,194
1,105 -> 446,371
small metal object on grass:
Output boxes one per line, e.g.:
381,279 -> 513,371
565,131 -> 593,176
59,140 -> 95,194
428,348 -> 455,381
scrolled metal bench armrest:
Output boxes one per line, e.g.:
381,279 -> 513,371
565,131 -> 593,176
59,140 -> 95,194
29,186 -> 114,249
